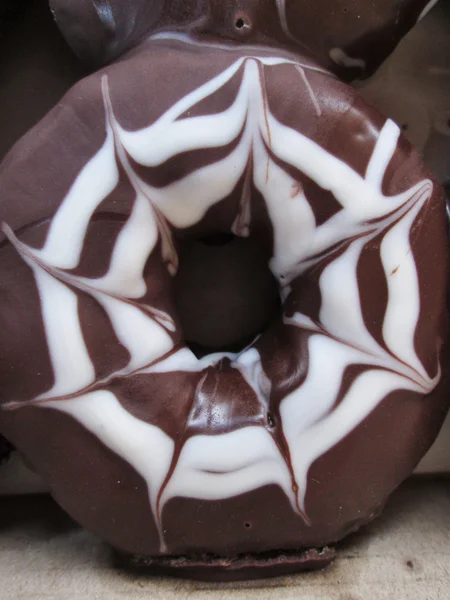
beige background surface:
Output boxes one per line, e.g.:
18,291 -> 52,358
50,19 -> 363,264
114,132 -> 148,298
0,479 -> 448,600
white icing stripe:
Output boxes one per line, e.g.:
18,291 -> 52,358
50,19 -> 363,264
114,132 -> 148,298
45,391 -> 174,548
4,225 -> 176,387
284,366 -> 424,511
233,348 -> 271,409
160,427 -> 296,511
93,294 -> 174,372
36,129 -> 119,269
329,48 -> 366,70
365,120 -> 400,190
380,196 -> 429,377
101,76 -> 177,281
418,0 -> 440,21
118,56 -> 324,168
119,59 -> 248,164
31,267 -> 95,398
296,66 -> 322,117
319,238 -> 381,355
146,132 -> 252,227
263,111 -> 432,282
281,337 -> 361,441
93,193 -> 158,298
143,347 -> 239,375
254,146 -> 317,280
266,114 -> 402,219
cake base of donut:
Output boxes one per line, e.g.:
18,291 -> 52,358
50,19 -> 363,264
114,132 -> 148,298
118,546 -> 336,581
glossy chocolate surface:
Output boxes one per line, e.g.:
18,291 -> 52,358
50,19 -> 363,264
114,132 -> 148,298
0,0 -> 449,582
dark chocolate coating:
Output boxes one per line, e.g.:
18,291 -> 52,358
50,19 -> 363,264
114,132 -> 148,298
0,35 -> 449,583
49,0 -> 437,80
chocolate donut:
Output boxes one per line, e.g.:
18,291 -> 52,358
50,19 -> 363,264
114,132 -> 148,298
1,0 -> 449,582
1,34 -> 449,579
50,0 -> 437,79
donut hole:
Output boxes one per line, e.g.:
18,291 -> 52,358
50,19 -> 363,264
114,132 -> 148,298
173,235 -> 281,357
244,522 -> 252,529
199,233 -> 235,246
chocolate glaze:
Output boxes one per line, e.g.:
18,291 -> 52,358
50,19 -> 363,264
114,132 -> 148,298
50,0 -> 436,80
0,0 -> 449,583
